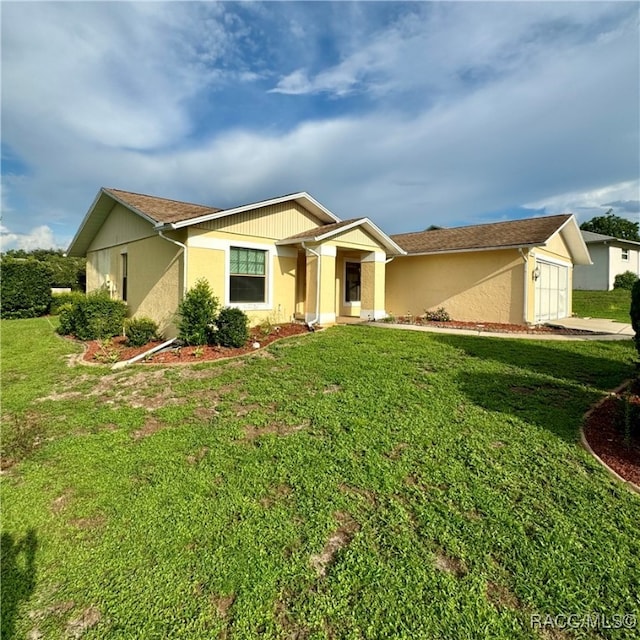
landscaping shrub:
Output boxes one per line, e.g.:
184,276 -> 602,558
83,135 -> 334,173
61,291 -> 127,341
631,279 -> 640,358
613,270 -> 638,290
424,307 -> 451,322
215,307 -> 249,348
125,317 -> 160,347
50,291 -> 86,315
0,258 -> 53,318
56,303 -> 75,336
177,278 -> 219,345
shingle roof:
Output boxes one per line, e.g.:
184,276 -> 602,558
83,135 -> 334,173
283,218 -> 364,241
391,214 -> 573,254
105,188 -> 222,224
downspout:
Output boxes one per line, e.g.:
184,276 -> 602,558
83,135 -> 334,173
158,230 -> 188,296
519,248 -> 529,324
302,242 -> 321,330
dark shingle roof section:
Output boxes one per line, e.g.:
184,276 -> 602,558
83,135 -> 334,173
391,214 -> 573,254
283,218 -> 364,241
105,188 -> 222,224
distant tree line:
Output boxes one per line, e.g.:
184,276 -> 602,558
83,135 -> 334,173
1,249 -> 86,318
2,249 -> 85,290
580,210 -> 639,242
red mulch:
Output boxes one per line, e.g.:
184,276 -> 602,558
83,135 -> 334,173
583,379 -> 640,488
395,318 -> 598,334
82,323 -> 311,365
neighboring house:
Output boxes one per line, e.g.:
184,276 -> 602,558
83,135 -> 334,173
67,188 -> 591,336
573,230 -> 640,291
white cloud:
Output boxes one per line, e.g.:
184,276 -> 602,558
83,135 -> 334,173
0,224 -> 61,252
1,2 -> 638,240
524,180 -> 640,223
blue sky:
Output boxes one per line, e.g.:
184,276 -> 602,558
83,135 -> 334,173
1,1 -> 639,251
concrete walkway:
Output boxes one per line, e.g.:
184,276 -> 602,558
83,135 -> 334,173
546,317 -> 634,337
368,318 -> 635,341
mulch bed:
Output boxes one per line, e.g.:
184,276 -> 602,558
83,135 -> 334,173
583,378 -> 640,488
394,318 -> 600,335
82,323 -> 312,365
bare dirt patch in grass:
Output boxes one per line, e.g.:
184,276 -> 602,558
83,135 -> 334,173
51,492 -> 73,514
241,421 -> 308,442
65,606 -> 101,638
322,384 -> 341,394
70,515 -> 106,530
433,550 -> 467,578
132,417 -> 167,440
486,581 -> 521,610
259,483 -> 293,508
309,511 -> 360,577
211,594 -> 236,618
186,447 -> 209,465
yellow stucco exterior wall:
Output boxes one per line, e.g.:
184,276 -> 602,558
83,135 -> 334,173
187,228 -> 298,326
386,250 -> 526,324
87,232 -> 185,338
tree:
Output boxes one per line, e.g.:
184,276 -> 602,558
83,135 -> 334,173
580,210 -> 639,241
2,248 -> 85,289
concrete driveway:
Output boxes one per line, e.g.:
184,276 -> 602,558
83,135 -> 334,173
549,317 -> 635,336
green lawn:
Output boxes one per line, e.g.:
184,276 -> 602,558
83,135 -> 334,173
2,318 -> 640,639
573,289 -> 633,323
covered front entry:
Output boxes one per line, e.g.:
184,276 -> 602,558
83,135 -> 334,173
279,216 -> 405,325
293,245 -> 388,324
534,260 -> 570,322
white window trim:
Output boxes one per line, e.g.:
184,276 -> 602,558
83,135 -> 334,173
226,241 -> 274,310
344,260 -> 361,305
621,248 -> 629,261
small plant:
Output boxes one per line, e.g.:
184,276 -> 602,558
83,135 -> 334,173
177,278 -> 219,346
613,271 -> 638,291
215,307 -> 249,348
424,307 -> 451,322
125,317 -> 160,347
193,346 -> 204,358
93,338 -> 121,364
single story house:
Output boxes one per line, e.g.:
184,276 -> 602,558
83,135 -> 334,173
573,230 -> 640,291
67,188 -> 591,336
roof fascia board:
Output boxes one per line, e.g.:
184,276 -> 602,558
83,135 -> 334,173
66,188 -> 105,254
278,218 -> 406,255
548,215 -> 592,265
399,243 -> 540,257
167,192 -> 341,230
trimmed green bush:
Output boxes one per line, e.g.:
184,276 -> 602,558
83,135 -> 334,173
125,317 -> 160,347
59,291 -> 127,341
51,291 -> 86,315
215,307 -> 249,348
613,270 -> 638,291
177,278 -> 219,346
56,303 -> 75,336
0,258 -> 53,318
631,279 -> 640,358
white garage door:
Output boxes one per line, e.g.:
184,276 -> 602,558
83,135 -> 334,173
534,261 -> 569,322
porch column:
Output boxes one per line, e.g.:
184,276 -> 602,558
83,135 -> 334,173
305,245 -> 337,325
360,251 -> 387,321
